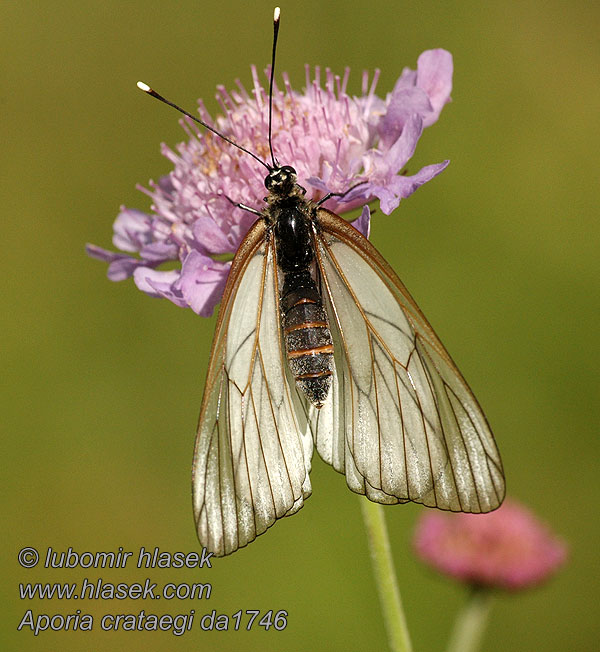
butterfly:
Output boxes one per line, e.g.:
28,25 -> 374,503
140,8 -> 505,556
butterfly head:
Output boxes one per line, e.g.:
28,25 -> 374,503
265,165 -> 297,197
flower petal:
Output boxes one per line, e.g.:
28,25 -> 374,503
112,208 -> 154,252
380,87 -> 432,147
133,267 -> 189,308
192,216 -> 235,255
368,160 -> 449,214
386,113 -> 424,171
86,244 -> 144,281
351,205 -> 371,238
176,250 -> 231,317
139,241 -> 179,262
416,49 -> 453,127
107,257 -> 148,281
85,243 -> 123,264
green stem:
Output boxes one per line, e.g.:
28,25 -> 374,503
360,498 -> 413,652
445,587 -> 493,652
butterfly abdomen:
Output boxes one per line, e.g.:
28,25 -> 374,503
281,272 -> 333,406
275,204 -> 333,407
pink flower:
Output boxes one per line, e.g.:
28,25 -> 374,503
413,499 -> 567,591
87,51 -> 453,316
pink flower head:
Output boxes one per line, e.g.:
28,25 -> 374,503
87,50 -> 453,316
413,499 -> 567,591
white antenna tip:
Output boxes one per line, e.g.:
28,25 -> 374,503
137,81 -> 151,92
274,7 -> 280,21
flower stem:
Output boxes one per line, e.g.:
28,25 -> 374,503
360,498 -> 413,652
445,587 -> 493,652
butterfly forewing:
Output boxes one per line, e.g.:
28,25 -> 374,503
310,208 -> 505,513
192,221 -> 312,556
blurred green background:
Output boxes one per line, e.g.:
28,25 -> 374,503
3,0 -> 598,650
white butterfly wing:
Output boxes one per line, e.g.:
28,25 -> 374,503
192,219 -> 313,556
309,209 -> 505,513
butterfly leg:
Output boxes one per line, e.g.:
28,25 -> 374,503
315,181 -> 369,207
220,193 -> 263,216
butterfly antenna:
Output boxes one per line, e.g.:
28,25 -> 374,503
136,81 -> 272,172
267,7 -> 281,169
